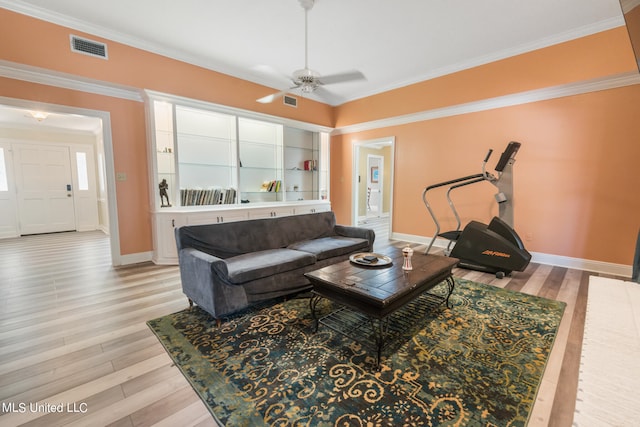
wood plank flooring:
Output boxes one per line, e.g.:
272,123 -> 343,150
0,229 -> 618,426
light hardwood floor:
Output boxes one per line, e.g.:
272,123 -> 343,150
0,229 -> 619,426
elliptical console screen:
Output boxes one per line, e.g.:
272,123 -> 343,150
495,141 -> 521,172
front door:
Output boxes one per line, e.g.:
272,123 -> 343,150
14,144 -> 76,235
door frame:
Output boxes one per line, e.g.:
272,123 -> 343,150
352,137 -> 395,230
0,96 -> 121,265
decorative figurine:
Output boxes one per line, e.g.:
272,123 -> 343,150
159,178 -> 171,207
402,245 -> 414,271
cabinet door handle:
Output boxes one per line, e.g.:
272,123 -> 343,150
172,219 -> 175,227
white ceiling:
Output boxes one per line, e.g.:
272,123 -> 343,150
0,0 -> 628,130
0,104 -> 103,134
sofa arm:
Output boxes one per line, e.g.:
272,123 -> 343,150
177,248 -> 248,319
334,224 -> 375,250
180,248 -> 229,278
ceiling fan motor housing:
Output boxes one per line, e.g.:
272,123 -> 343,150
299,0 -> 314,10
293,68 -> 320,92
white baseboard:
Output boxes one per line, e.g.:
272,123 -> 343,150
118,251 -> 153,266
529,251 -> 632,278
390,232 -> 632,278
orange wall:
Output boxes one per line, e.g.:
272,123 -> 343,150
2,7 -> 639,267
0,8 -> 333,256
0,9 -> 334,127
330,28 -> 640,266
334,28 -> 636,127
0,76 -> 150,255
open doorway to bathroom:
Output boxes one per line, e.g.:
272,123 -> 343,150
352,137 -> 394,242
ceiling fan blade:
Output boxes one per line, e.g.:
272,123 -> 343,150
256,86 -> 298,104
257,91 -> 287,104
318,70 -> 366,85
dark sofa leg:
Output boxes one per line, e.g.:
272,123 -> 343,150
188,298 -> 194,309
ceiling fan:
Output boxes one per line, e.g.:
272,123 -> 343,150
256,0 -> 365,104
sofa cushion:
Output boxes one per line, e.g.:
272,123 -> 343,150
222,248 -> 316,284
175,211 -> 338,258
287,236 -> 370,261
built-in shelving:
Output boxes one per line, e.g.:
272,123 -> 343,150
146,91 -> 332,264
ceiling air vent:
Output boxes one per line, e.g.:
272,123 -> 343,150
70,35 -> 108,59
283,95 -> 298,108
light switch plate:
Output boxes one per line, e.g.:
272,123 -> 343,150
116,172 -> 127,181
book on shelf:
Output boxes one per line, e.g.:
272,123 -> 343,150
303,160 -> 318,171
179,187 -> 236,206
259,180 -> 281,193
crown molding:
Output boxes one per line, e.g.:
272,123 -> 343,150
341,17 -> 626,104
0,1 -> 250,89
332,71 -> 640,135
0,60 -> 143,102
0,1 -> 627,107
144,90 -> 334,134
620,0 -> 640,13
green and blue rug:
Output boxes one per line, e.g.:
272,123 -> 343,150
147,279 -> 565,426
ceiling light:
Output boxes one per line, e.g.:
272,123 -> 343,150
30,111 -> 49,122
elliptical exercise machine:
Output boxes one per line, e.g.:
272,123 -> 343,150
422,141 -> 531,278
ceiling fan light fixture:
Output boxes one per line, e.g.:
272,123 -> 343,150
301,82 -> 318,93
29,111 -> 49,122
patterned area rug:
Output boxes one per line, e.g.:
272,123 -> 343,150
148,279 -> 565,426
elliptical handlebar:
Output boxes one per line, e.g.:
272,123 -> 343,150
422,142 -> 520,255
422,173 -> 485,254
482,148 -> 498,182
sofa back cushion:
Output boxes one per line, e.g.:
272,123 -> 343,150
175,211 -> 337,258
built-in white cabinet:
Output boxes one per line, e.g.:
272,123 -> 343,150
148,93 -> 330,209
146,92 -> 333,264
152,201 -> 330,264
247,206 -> 296,219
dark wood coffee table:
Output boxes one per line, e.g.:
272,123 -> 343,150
304,249 -> 458,367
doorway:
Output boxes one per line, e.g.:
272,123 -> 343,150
366,154 -> 384,217
0,99 -> 120,265
352,138 -> 395,240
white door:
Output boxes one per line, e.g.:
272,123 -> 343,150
367,154 -> 383,217
14,144 -> 76,235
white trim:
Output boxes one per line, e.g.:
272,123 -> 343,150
0,0 -> 624,107
346,18 -> 626,103
0,96 -> 122,266
621,0 -> 640,14
391,231 -> 633,278
351,137 -> 395,228
118,251 -> 153,266
144,90 -> 333,133
530,251 -> 632,278
0,60 -> 143,102
332,72 -> 640,135
0,0 -> 248,89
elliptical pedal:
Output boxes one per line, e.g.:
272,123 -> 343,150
437,230 -> 462,241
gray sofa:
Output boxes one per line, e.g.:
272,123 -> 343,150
175,211 -> 375,320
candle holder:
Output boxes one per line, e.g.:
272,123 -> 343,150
402,245 -> 413,271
